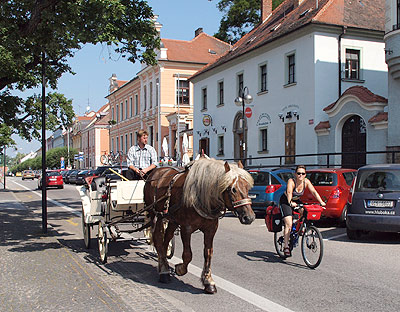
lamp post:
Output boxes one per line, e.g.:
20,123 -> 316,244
234,86 -> 253,167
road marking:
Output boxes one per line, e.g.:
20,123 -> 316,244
11,181 -> 81,217
169,256 -> 294,312
324,233 -> 347,241
67,218 -> 79,226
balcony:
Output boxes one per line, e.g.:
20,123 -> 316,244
384,27 -> 400,80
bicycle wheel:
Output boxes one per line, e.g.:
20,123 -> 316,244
274,229 -> 286,258
100,155 -> 108,165
301,225 -> 323,269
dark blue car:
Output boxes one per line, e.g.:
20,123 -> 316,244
248,168 -> 294,215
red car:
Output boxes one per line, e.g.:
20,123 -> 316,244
38,171 -> 64,189
300,168 -> 356,225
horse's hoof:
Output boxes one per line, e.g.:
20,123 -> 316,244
175,263 -> 187,276
159,273 -> 171,283
204,284 -> 217,294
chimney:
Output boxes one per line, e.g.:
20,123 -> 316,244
261,0 -> 273,22
194,27 -> 203,37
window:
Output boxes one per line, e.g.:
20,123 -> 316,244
217,135 -> 224,156
130,133 -> 132,148
149,82 -> 153,108
125,99 -> 128,119
130,97 -> 133,118
345,49 -> 360,80
111,107 -> 114,121
116,137 -> 119,152
237,73 -> 243,96
397,0 -> 400,29
287,54 -> 295,84
120,102 -> 123,120
156,78 -> 159,107
260,64 -> 267,92
135,94 -> 138,115
177,80 -> 189,105
111,138 -> 114,152
120,136 -> 123,153
149,126 -> 154,146
260,128 -> 268,152
125,134 -> 128,153
116,104 -> 119,122
202,87 -> 207,110
143,85 -> 147,111
218,81 -> 224,106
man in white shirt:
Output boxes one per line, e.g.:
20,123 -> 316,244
126,129 -> 158,180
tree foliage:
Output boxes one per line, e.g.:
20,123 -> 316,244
10,146 -> 77,172
0,0 -> 159,146
214,0 -> 285,43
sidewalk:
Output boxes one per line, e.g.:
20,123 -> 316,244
0,187 -> 187,312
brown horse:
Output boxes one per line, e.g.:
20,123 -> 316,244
144,158 -> 255,294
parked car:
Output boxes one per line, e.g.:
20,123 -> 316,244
301,168 -> 357,225
38,171 -> 64,189
60,170 -> 69,182
22,170 -> 35,180
64,169 -> 78,184
347,164 -> 400,239
15,172 -> 22,177
75,170 -> 96,185
68,170 -> 81,184
247,168 -> 294,215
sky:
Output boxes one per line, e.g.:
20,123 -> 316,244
12,0 -> 225,157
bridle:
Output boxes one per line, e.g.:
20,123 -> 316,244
225,178 -> 252,211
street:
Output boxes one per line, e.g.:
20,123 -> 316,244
3,176 -> 400,312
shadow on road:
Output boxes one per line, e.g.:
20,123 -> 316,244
237,250 -> 310,270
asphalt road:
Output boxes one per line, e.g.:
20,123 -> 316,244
6,177 -> 400,312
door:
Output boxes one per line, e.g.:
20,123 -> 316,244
199,138 -> 209,156
342,115 -> 366,169
285,122 -> 296,164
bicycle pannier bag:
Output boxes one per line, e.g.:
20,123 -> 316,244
265,205 -> 282,232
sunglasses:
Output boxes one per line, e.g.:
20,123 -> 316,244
296,172 -> 306,176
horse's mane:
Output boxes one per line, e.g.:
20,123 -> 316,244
182,158 -> 254,218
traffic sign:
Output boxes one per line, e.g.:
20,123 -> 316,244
245,107 -> 252,118
60,157 -> 65,169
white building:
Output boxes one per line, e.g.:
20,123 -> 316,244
191,0 -> 388,168
384,0 -> 400,162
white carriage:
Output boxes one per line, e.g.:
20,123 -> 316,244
79,173 -> 175,263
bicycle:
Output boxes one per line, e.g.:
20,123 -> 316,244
274,203 -> 324,269
100,151 -> 122,165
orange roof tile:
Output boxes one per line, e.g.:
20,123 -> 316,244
368,112 -> 388,123
191,0 -> 385,80
314,121 -> 331,130
324,86 -> 387,111
161,32 -> 231,64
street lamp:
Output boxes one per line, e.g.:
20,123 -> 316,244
234,86 -> 253,166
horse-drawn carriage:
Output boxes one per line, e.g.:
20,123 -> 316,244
78,169 -> 175,264
79,158 -> 255,294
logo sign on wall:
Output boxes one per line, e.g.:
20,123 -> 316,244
202,114 -> 212,126
256,113 -> 272,127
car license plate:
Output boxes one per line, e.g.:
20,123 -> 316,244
249,194 -> 257,199
49,178 -> 57,181
367,200 -> 394,208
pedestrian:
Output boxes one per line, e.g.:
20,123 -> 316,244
126,130 -> 158,180
280,165 -> 326,257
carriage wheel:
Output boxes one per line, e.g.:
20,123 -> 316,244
98,223 -> 108,264
81,206 -> 91,249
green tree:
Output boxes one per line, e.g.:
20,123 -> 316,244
214,0 -> 284,43
1,0 -> 159,146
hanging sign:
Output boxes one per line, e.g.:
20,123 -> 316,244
202,114 -> 212,126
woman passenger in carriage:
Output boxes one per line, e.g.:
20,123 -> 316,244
126,129 -> 158,180
280,165 -> 326,257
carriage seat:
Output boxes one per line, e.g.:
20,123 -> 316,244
91,176 -> 106,192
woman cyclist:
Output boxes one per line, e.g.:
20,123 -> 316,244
280,165 -> 326,257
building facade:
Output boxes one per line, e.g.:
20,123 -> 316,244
191,0 -> 388,168
106,22 -> 230,162
385,0 -> 400,162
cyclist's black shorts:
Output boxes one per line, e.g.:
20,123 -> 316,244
279,194 -> 302,218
